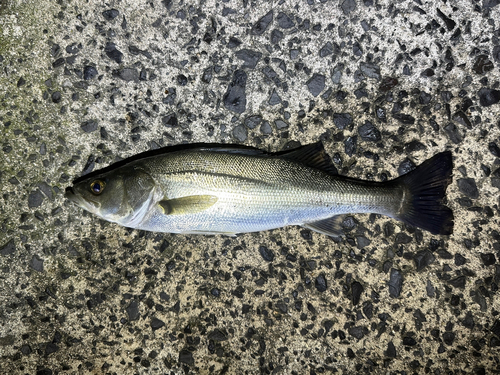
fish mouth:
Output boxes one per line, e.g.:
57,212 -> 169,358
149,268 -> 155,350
65,186 -> 100,212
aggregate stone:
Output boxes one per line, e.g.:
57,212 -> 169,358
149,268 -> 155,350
104,43 -> 123,64
314,274 -> 327,292
235,49 -> 262,69
333,113 -> 353,130
358,121 -> 381,142
306,73 -> 325,97
388,269 -> 403,298
28,189 -> 44,208
232,124 -> 247,142
244,115 -> 262,129
30,255 -> 44,272
251,10 -> 273,35
223,70 -> 247,114
0,239 -> 15,256
81,120 -> 98,133
359,62 -> 381,80
457,178 -> 479,199
83,66 -> 98,80
276,12 -> 294,29
478,88 -> 500,107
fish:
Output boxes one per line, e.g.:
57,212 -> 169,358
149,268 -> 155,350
65,142 -> 454,236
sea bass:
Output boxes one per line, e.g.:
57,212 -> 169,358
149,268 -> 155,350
65,142 -> 454,236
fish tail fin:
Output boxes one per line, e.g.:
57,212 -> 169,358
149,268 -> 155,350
394,151 -> 454,235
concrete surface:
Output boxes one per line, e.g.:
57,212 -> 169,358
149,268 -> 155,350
1,0 -> 500,373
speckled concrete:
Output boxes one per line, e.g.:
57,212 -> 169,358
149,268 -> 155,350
1,0 -> 500,373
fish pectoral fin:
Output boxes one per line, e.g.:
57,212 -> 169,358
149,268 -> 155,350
158,195 -> 218,215
302,215 -> 349,237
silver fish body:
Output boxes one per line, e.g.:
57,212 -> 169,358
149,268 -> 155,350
66,143 -> 453,236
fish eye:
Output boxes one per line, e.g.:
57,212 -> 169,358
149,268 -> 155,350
90,180 -> 106,195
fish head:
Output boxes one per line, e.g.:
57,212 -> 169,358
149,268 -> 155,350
65,166 -> 156,226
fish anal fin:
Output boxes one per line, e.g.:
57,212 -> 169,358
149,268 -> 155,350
159,195 -> 218,215
280,142 -> 338,175
302,215 -> 349,237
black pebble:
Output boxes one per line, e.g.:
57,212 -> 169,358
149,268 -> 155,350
228,37 -> 242,48
478,88 -> 500,107
105,42 -> 123,64
489,142 -> 500,157
126,300 -> 140,321
473,55 -> 494,74
358,121 -> 381,142
344,136 -> 357,156
223,70 -> 247,114
443,331 -> 455,345
51,91 -> 61,103
208,329 -> 228,341
306,73 -> 325,97
319,42 -> 333,57
17,77 -> 26,87
348,326 -> 365,339
403,336 -> 417,346
333,113 -> 353,130
457,178 -> 479,199
388,269 -> 403,298
177,74 -> 188,86
102,9 -> 119,20
398,158 -> 416,175
81,120 -> 98,133
150,317 -> 165,330
83,66 -> 98,80
385,341 -> 396,357
315,274 -> 327,292
251,10 -> 273,35
480,253 -> 496,266
351,281 -> 363,305
444,123 -> 462,144
179,349 -> 194,365
259,245 -> 274,262
414,250 -> 435,271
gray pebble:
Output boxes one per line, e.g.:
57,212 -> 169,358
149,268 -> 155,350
274,119 -> 288,129
0,239 -> 15,256
277,12 -> 294,29
223,70 -> 247,114
360,62 -> 381,80
268,89 -> 281,105
457,178 -> 479,199
260,121 -> 272,134
126,300 -> 140,321
232,124 -> 247,142
235,49 -> 262,69
30,254 -> 44,272
306,73 -> 325,97
28,189 -> 44,208
245,115 -> 262,129
251,10 -> 273,35
81,120 -> 98,133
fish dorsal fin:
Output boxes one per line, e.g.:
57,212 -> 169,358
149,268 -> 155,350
302,215 -> 346,236
158,195 -> 218,215
280,142 -> 338,175
199,147 -> 265,156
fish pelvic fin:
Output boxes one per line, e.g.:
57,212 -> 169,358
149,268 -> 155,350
394,151 -> 454,235
302,215 -> 346,237
159,195 -> 218,215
